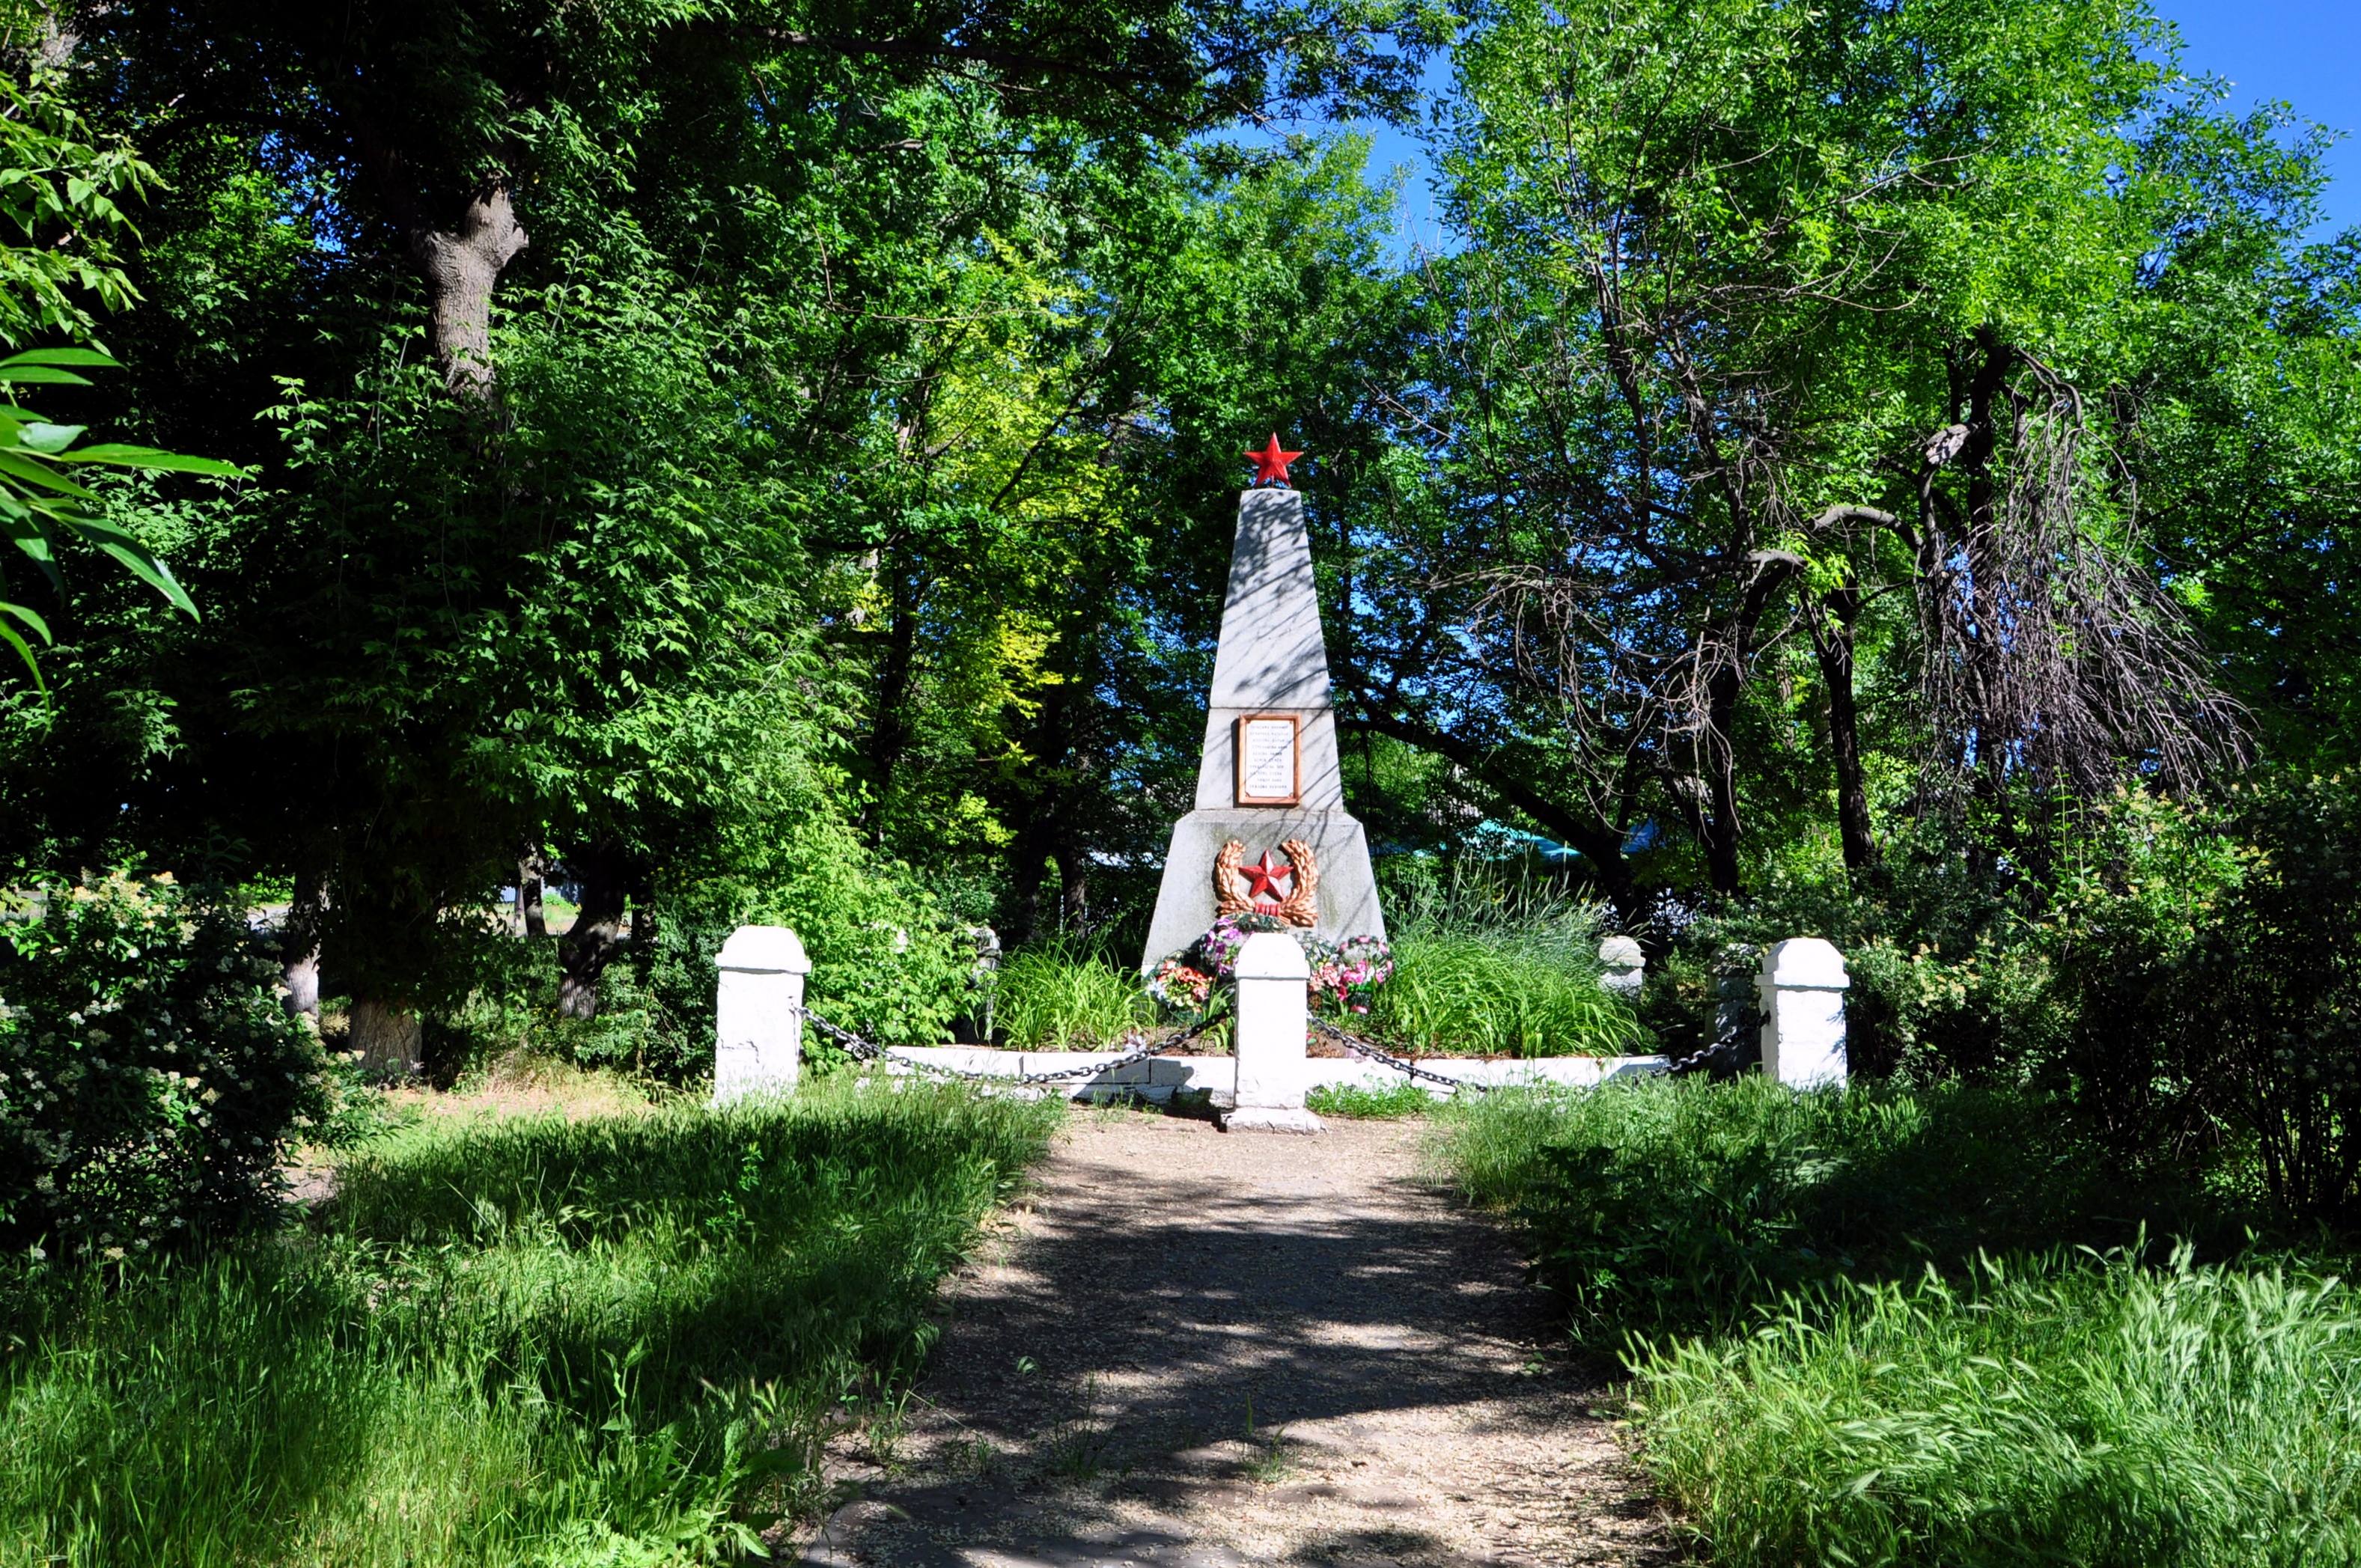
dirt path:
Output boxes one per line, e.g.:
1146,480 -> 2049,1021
796,1108 -> 1672,1567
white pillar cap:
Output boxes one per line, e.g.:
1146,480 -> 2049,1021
715,924 -> 811,974
1759,936 -> 1849,989
1234,930 -> 1310,980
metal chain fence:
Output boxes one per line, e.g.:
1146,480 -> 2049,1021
793,1006 -> 1227,1086
1307,1017 -> 1496,1094
796,1005 -> 1711,1094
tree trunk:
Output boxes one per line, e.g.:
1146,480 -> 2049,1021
1808,585 -> 1880,869
1690,553 -> 1802,896
863,558 -> 920,838
517,843 -> 548,939
1695,723 -> 1746,897
1054,844 -> 1088,933
341,106 -> 528,394
556,841 -> 630,1019
410,183 -> 527,392
350,998 -> 421,1076
1002,817 -> 1055,949
281,870 -> 327,1020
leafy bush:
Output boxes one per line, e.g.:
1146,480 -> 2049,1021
1436,1076 -> 2225,1343
0,1077 -> 1060,1564
1634,1252 -> 2361,1567
2047,775 -> 2361,1224
1637,826 -> 2068,1081
991,942 -> 1152,1048
639,817 -> 976,1076
0,870 -> 328,1257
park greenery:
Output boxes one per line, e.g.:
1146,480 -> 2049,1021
1,1079 -> 1058,1564
1435,1076 -> 2361,1564
0,0 -> 2356,1557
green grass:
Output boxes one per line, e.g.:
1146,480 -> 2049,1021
1365,931 -> 1646,1057
1437,1075 -> 2223,1342
1306,1079 -> 1437,1119
1429,1076 -> 2361,1564
1634,1251 -> 2361,1567
0,1076 -> 1059,1566
991,942 -> 1153,1049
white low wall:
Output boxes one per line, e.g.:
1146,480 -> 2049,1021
880,1046 -> 1668,1102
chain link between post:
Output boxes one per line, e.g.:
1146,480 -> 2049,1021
1306,1017 -> 1498,1094
793,1006 -> 1715,1094
791,1006 -> 1227,1087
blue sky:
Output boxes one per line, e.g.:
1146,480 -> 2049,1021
1344,0 -> 2361,257
2160,0 -> 2359,234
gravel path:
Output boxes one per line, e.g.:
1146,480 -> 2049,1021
796,1108 -> 1673,1567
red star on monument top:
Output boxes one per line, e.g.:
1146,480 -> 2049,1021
1238,850 -> 1294,902
1244,433 -> 1304,487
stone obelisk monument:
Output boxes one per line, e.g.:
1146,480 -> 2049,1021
1141,452 -> 1385,968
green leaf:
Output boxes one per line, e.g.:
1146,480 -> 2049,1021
59,443 -> 243,477
18,423 -> 83,455
0,367 -> 92,386
0,449 -> 96,498
0,601 -> 52,643
0,607 -> 48,692
0,347 -> 120,369
68,518 -> 198,616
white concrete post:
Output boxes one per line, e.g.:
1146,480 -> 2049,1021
1597,936 -> 1645,999
1757,938 -> 1850,1087
713,925 -> 811,1103
1223,931 -> 1323,1133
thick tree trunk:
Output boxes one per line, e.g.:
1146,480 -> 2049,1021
280,870 -> 327,1020
410,183 -> 527,392
556,841 -> 630,1019
863,560 -> 920,838
1961,332 -> 2014,775
341,106 -> 528,394
1054,843 -> 1088,933
351,998 -> 421,1076
1002,816 -> 1055,949
1808,586 -> 1880,869
517,843 -> 548,939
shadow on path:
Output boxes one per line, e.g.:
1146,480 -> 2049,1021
797,1114 -> 1670,1567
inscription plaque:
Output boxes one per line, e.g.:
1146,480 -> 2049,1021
1235,714 -> 1301,806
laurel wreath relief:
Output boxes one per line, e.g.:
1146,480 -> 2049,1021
1212,838 -> 1319,928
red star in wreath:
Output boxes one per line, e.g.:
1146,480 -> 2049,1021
1244,433 -> 1304,487
1238,850 -> 1294,902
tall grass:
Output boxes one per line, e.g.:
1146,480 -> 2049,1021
1428,1077 -> 2361,1563
1370,864 -> 1644,1056
0,1078 -> 1058,1566
991,941 -> 1152,1048
1436,1075 -> 2214,1341
1368,932 -> 1645,1056
1636,1254 -> 2361,1566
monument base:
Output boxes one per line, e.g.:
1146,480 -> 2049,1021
1219,1106 -> 1325,1135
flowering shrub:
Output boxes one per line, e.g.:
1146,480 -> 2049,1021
1304,934 -> 1395,1015
1163,918 -> 1392,1017
0,870 -> 329,1257
1191,912 -> 1274,980
1147,957 -> 1213,1013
